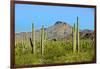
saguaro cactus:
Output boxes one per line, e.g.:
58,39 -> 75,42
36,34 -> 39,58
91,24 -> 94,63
40,25 -> 45,55
76,16 -> 80,52
72,26 -> 74,51
73,23 -> 77,53
44,30 -> 47,41
32,23 -> 35,54
72,17 -> 80,53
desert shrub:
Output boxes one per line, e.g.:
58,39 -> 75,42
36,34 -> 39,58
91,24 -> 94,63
15,39 -> 95,65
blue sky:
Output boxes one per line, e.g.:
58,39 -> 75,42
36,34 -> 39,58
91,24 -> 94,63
15,4 -> 95,33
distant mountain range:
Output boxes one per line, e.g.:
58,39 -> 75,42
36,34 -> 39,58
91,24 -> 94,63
15,21 -> 94,41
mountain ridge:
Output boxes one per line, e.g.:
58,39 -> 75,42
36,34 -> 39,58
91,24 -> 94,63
15,21 -> 94,41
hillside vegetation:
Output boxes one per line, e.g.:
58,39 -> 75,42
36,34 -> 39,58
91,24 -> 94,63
15,17 -> 95,66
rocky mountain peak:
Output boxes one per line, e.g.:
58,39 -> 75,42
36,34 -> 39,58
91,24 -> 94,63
54,21 -> 66,25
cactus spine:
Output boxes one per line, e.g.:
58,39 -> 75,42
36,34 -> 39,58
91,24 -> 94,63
77,16 -> 80,52
32,23 -> 35,54
40,25 -> 45,55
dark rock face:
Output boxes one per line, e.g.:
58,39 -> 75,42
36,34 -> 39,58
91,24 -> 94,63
80,29 -> 94,39
54,21 -> 66,25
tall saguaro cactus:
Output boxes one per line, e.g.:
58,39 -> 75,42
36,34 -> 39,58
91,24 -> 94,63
72,26 -> 74,51
76,16 -> 80,52
72,17 -> 80,53
73,23 -> 77,53
40,25 -> 45,55
32,23 -> 35,54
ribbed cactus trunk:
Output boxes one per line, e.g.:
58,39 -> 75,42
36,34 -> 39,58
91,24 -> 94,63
22,33 -> 24,52
72,16 -> 80,53
72,27 -> 74,52
32,23 -> 35,54
40,25 -> 45,55
73,23 -> 77,53
44,30 -> 47,41
76,17 -> 80,52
